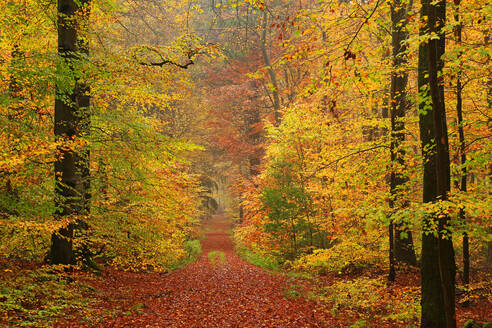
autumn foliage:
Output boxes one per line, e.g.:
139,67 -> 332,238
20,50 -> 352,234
0,0 -> 491,327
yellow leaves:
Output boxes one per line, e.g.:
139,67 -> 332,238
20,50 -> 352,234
0,0 -> 207,273
87,130 -> 203,271
0,132 -> 58,174
293,240 -> 382,275
1,219 -> 61,231
314,276 -> 420,325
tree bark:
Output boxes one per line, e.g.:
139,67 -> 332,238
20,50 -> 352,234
454,0 -> 469,307
389,219 -> 396,281
419,1 -> 456,327
51,0 -> 91,265
389,0 -> 417,270
484,31 -> 492,269
260,10 -> 281,125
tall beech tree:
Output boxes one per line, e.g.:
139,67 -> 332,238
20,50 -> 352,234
418,0 -> 456,327
388,0 -> 417,282
51,0 -> 91,265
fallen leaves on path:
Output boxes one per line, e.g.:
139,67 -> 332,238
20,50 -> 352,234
59,215 -> 340,327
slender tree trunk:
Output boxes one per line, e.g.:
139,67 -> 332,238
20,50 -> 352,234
457,77 -> 470,303
98,157 -> 109,201
389,0 -> 417,270
248,95 -> 262,176
260,10 -> 281,125
486,30 -> 492,268
238,203 -> 244,223
419,1 -> 456,327
453,0 -> 469,307
389,219 -> 396,281
51,0 -> 91,265
290,217 -> 298,258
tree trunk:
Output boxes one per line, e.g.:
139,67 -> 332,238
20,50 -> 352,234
419,1 -> 456,327
51,0 -> 91,265
260,10 -> 281,125
390,0 -> 417,269
454,0 -> 469,307
389,220 -> 396,281
485,31 -> 492,269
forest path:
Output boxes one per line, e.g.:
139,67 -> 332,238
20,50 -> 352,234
96,214 -> 336,328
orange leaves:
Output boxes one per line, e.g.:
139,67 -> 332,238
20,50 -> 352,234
67,216 -> 338,327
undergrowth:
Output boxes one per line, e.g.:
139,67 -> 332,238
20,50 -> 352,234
235,246 -> 281,272
315,276 -> 421,326
169,239 -> 202,270
0,238 -> 202,327
293,240 -> 381,275
0,265 -> 96,327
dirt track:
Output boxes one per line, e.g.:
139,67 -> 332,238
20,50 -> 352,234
95,215 -> 336,327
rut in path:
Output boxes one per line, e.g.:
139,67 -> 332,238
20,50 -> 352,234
94,215 -> 337,328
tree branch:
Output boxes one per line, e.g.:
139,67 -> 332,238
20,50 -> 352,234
133,46 -> 203,69
345,0 -> 381,53
309,145 -> 389,178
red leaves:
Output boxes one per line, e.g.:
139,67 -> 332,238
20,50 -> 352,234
59,215 -> 337,327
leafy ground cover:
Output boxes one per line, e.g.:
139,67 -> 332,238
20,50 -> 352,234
1,215 -> 490,327
81,215 -> 340,327
304,268 -> 491,328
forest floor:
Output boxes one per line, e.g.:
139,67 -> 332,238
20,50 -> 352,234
2,215 -> 490,327
57,214 -> 342,327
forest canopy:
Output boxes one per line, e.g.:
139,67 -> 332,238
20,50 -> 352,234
0,0 -> 490,327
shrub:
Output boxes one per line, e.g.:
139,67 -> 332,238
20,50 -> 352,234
0,267 -> 93,327
241,249 -> 281,271
168,239 -> 202,270
293,240 -> 381,274
184,239 -> 202,262
317,276 -> 420,326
